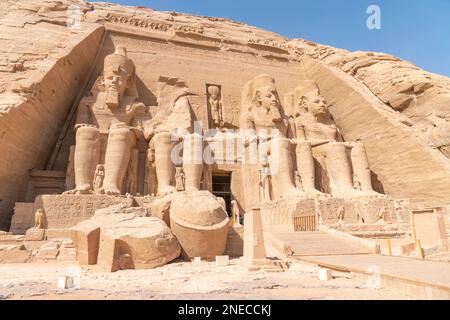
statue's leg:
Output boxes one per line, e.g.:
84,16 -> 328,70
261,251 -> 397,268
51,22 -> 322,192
351,142 -> 381,196
103,127 -> 136,195
295,140 -> 326,196
67,126 -> 100,194
326,142 -> 355,197
268,137 -> 306,199
183,133 -> 203,191
154,132 -> 177,195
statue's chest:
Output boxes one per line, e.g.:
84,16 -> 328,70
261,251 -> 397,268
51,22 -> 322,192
304,121 -> 336,140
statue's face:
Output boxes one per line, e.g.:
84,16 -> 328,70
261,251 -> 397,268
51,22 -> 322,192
104,65 -> 129,99
300,92 -> 328,116
257,86 -> 280,111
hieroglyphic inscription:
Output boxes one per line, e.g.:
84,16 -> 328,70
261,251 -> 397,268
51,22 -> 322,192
35,195 -> 134,228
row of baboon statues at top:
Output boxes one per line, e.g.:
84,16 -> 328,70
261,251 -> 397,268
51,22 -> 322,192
65,46 -> 384,200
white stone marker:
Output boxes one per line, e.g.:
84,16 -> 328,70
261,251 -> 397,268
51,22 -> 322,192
215,255 -> 230,266
58,276 -> 74,289
318,268 -> 332,281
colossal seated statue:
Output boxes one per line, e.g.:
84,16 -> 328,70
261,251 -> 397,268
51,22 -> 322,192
66,47 -> 145,195
239,74 -> 305,200
142,77 -> 203,196
290,80 -> 382,198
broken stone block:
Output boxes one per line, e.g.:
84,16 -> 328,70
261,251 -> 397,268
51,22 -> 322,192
0,250 -> 32,263
149,193 -> 173,226
70,204 -> 181,271
170,191 -> 230,260
57,247 -> 76,262
25,228 -> 45,241
70,226 -> 100,265
97,217 -> 181,272
37,247 -> 59,260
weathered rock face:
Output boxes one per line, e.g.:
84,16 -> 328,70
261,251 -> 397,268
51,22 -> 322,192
1,0 -> 450,231
71,204 -> 181,271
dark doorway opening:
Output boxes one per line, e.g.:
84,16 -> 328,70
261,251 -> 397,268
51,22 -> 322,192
212,173 -> 232,216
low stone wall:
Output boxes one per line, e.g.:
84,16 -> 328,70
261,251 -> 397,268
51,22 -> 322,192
259,196 -> 411,230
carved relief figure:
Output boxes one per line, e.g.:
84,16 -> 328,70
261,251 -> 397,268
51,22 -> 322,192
93,164 -> 105,193
207,85 -> 224,128
353,173 -> 362,191
65,146 -> 76,191
201,165 -> 213,192
240,74 -> 305,200
290,80 -> 381,198
34,208 -> 45,229
336,205 -> 345,224
259,159 -> 272,202
231,199 -> 241,226
294,170 -> 303,190
66,46 -> 145,196
175,167 -> 186,191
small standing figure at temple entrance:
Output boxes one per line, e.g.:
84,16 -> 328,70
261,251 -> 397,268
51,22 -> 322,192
337,205 -> 345,224
175,167 -> 186,192
34,208 -> 46,229
376,206 -> 388,224
231,199 -> 241,226
353,173 -> 362,191
294,170 -> 303,190
207,85 -> 224,128
259,159 -> 272,202
93,164 -> 105,194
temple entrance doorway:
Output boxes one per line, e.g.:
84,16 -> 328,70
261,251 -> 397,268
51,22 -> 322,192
212,172 -> 232,216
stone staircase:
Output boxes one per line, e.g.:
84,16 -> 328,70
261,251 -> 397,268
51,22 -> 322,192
268,227 -> 373,257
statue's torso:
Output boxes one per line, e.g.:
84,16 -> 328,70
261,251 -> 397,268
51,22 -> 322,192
297,114 -> 337,141
85,93 -> 137,133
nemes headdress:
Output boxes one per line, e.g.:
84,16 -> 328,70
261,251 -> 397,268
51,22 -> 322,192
241,74 -> 277,111
103,46 -> 134,78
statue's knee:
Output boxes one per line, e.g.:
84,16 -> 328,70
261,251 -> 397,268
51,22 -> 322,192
109,127 -> 135,145
76,126 -> 99,141
154,131 -> 176,145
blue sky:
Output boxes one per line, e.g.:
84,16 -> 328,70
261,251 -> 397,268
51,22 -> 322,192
100,0 -> 450,77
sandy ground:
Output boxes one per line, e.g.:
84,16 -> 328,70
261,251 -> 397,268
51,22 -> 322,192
0,258 -> 412,300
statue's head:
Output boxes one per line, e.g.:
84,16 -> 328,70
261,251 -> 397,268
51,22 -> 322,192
252,74 -> 281,112
241,74 -> 282,122
294,80 -> 328,117
208,85 -> 220,100
103,46 -> 137,108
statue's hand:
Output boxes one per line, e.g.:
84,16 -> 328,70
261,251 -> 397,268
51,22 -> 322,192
126,102 -> 146,116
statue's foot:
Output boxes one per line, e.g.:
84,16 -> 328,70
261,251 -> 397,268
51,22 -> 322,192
157,186 -> 176,196
63,184 -> 92,195
95,188 -> 105,195
103,186 -> 122,196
